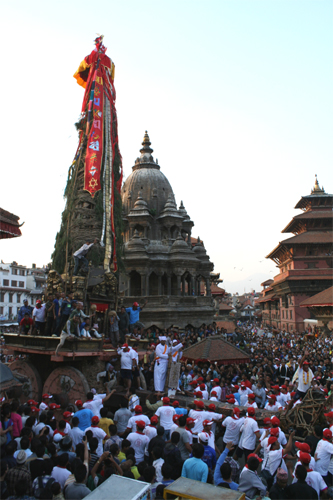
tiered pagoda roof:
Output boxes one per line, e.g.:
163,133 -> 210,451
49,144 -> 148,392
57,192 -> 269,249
0,209 -> 22,239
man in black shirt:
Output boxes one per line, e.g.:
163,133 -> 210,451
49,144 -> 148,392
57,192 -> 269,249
148,426 -> 165,465
285,465 -> 317,500
269,468 -> 288,500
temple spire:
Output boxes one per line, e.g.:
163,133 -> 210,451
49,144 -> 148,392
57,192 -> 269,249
311,174 -> 325,194
140,131 -> 153,156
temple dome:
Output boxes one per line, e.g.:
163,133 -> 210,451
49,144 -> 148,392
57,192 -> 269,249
122,132 -> 174,217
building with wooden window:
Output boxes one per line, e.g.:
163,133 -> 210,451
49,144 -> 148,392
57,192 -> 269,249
257,177 -> 333,332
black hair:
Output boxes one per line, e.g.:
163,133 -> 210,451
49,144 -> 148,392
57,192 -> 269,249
100,407 -> 108,418
192,443 -> 204,459
58,420 -> 66,430
314,425 -> 323,438
89,437 -> 98,453
85,430 -> 93,441
122,439 -> 131,449
247,456 -> 260,471
120,399 -> 128,408
74,462 -> 87,483
36,443 -> 45,458
155,485 -> 166,499
5,441 -> 17,456
152,447 -> 163,460
161,462 -> 173,479
221,462 -> 232,480
39,413 -> 47,423
157,426 -> 164,437
1,461 -> 8,476
23,405 -> 31,416
58,453 -> 68,467
86,392 -> 93,400
143,466 -> 156,483
137,461 -> 148,475
43,459 -> 54,475
109,444 -> 119,456
109,424 -> 117,436
25,416 -> 35,428
296,464 -> 307,481
127,454 -> 136,466
51,482 -> 61,495
72,416 -> 79,426
178,416 -> 186,427
15,478 -> 29,497
171,432 -> 180,444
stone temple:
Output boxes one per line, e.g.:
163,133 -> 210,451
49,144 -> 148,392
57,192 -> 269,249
120,132 -> 218,329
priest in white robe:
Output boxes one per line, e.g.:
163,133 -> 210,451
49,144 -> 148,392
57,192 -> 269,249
154,337 -> 183,392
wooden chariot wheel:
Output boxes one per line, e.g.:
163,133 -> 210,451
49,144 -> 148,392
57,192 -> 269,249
43,366 -> 90,406
10,360 -> 43,404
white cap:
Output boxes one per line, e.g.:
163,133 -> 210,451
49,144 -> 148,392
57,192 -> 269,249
198,432 -> 209,443
159,336 -> 167,341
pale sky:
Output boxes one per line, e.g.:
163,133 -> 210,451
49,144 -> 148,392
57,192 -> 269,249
1,0 -> 332,294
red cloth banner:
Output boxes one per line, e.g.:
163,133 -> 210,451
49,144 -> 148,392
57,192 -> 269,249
84,65 -> 104,197
91,303 -> 109,312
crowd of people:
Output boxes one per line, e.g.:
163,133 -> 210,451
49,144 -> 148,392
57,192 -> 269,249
1,302 -> 333,499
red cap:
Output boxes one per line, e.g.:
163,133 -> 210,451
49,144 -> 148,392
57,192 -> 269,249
271,416 -> 280,426
299,452 -> 311,464
195,391 -> 203,398
172,401 -> 179,407
303,361 -> 310,365
281,385 -> 287,390
211,391 -> 217,397
323,429 -> 332,439
134,405 -> 142,414
162,397 -> 170,404
228,398 -> 236,403
189,381 -> 198,386
290,392 -> 296,397
150,416 -> 158,424
247,453 -> 262,463
31,406 -> 40,413
91,416 -> 99,425
75,400 -> 83,407
199,384 -> 205,390
234,385 -> 239,390
233,407 -> 240,414
27,399 -> 38,406
248,393 -> 256,399
263,417 -> 272,424
198,377 -> 204,382
213,378 -> 220,383
173,415 -> 180,423
194,400 -> 204,409
63,411 -> 73,419
49,403 -> 61,410
122,343 -> 129,348
268,394 -> 277,401
295,442 -> 311,453
268,436 -> 278,446
271,385 -> 280,390
136,420 -> 146,429
208,403 -> 216,410
270,428 -> 279,436
241,382 -> 246,387
247,407 -> 255,416
226,394 -> 234,399
324,411 -> 333,419
202,419 -> 213,426
42,394 -> 52,399
36,300 -> 42,304
186,417 -> 196,424
133,302 -> 139,307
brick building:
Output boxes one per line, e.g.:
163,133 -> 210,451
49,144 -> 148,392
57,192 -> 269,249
258,177 -> 333,332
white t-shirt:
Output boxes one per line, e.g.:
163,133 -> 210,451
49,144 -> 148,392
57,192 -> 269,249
210,386 -> 222,400
69,426 -> 85,447
239,417 -> 259,450
298,367 -> 314,392
222,416 -> 245,445
39,402 -> 49,411
33,305 -> 46,322
292,469 -> 327,497
293,457 -> 316,476
238,388 -> 252,405
170,423 -> 179,436
314,439 -> 333,476
188,409 -> 210,436
206,430 -> 215,449
33,422 -> 46,435
207,410 -> 222,434
185,428 -> 193,445
260,437 -> 271,471
85,426 -> 107,456
64,421 -> 71,435
244,402 -> 258,408
264,402 -> 282,412
51,466 -> 71,490
127,414 -> 150,432
144,425 -> 157,441
118,349 -> 135,370
127,431 -> 150,464
268,448 -> 288,476
83,398 -> 103,418
155,405 -> 176,430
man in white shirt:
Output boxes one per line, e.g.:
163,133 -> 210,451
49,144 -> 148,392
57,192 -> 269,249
294,350 -> 314,400
127,405 -> 150,432
144,416 -> 158,441
210,379 -> 222,400
33,300 -> 46,335
266,431 -> 295,477
238,383 -> 252,405
155,397 -> 176,440
69,416 -> 85,447
73,238 -> 98,275
85,416 -> 107,456
244,393 -> 258,408
51,453 -> 71,489
127,420 -> 150,464
314,428 -> 333,486
154,337 -> 183,392
222,407 -> 245,446
39,394 -> 52,412
264,394 -> 282,412
237,407 -> 260,461
296,452 -> 327,497
188,400 -> 210,441
83,389 -> 113,418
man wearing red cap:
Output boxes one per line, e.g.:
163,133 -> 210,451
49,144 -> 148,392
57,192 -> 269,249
206,403 -> 222,435
127,420 -> 150,464
297,452 -> 328,497
144,416 -> 158,441
117,343 -> 136,396
185,417 -> 195,445
266,430 -> 295,479
32,299 -> 46,335
173,400 -> 188,417
222,408 -> 245,447
264,394 -> 282,412
39,394 -> 53,412
314,428 -> 333,486
196,384 -> 208,400
155,397 -> 175,440
294,350 -> 314,400
210,379 -> 222,400
293,442 -> 316,476
237,407 -> 260,461
324,411 -> 333,434
188,400 -> 210,443
125,300 -> 148,333
238,383 -> 252,406
85,416 -> 107,455
74,400 -> 94,431
62,411 -> 73,434
126,405 -> 150,433
244,394 -> 257,409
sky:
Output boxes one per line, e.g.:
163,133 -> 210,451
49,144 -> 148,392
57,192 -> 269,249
1,0 -> 332,294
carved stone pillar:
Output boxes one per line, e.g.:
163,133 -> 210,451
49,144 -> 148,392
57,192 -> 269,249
191,277 -> 195,296
158,275 -> 162,296
181,276 -> 186,296
177,275 -> 181,296
206,278 -> 211,297
146,275 -> 149,297
167,275 -> 171,296
140,274 -> 146,296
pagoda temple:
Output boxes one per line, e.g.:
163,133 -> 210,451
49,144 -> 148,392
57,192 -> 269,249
258,177 -> 333,332
120,132 -> 220,329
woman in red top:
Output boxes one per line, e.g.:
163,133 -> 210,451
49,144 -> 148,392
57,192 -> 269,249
10,401 -> 22,438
